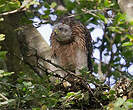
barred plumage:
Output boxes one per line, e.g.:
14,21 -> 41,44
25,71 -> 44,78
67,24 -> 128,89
50,18 -> 92,75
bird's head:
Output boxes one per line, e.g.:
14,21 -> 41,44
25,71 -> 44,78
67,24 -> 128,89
53,23 -> 73,44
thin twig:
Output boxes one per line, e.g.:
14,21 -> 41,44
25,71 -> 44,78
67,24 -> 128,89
0,93 -> 8,101
0,7 -> 26,16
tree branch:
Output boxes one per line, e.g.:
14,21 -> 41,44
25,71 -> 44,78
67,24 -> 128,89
0,93 -> 8,101
0,7 -> 26,16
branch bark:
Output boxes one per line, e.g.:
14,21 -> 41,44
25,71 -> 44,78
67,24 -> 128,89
0,12 -> 51,76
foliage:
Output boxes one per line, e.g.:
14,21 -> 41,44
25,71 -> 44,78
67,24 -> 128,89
0,72 -> 61,109
107,98 -> 133,110
0,0 -> 133,110
0,0 -> 20,13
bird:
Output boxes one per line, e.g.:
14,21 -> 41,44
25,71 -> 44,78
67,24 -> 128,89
50,17 -> 92,77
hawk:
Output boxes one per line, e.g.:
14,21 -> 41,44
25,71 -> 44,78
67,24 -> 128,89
50,18 -> 92,76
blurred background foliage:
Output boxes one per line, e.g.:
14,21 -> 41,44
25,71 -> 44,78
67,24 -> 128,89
0,0 -> 133,109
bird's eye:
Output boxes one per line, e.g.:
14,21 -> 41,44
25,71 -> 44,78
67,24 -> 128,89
59,27 -> 62,30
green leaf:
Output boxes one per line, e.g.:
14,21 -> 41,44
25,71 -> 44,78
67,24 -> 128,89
50,2 -> 57,8
114,98 -> 125,107
104,0 -> 110,7
40,15 -> 49,19
55,10 -> 67,16
64,0 -> 75,11
103,0 -> 114,8
127,99 -> 133,103
101,95 -> 108,100
67,92 -> 75,97
123,101 -> 133,109
44,2 -> 50,8
0,1 -> 20,13
108,26 -> 124,33
98,0 -> 102,4
115,13 -> 126,25
22,87 -> 26,91
129,21 -> 133,25
98,14 -> 108,24
32,108 -> 41,110
109,90 -> 116,95
23,81 -> 32,87
44,10 -> 50,15
0,34 -> 5,41
122,42 -> 133,46
0,51 -> 7,60
126,34 -> 133,40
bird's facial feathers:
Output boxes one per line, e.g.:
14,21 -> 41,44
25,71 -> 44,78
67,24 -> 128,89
53,23 -> 73,44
